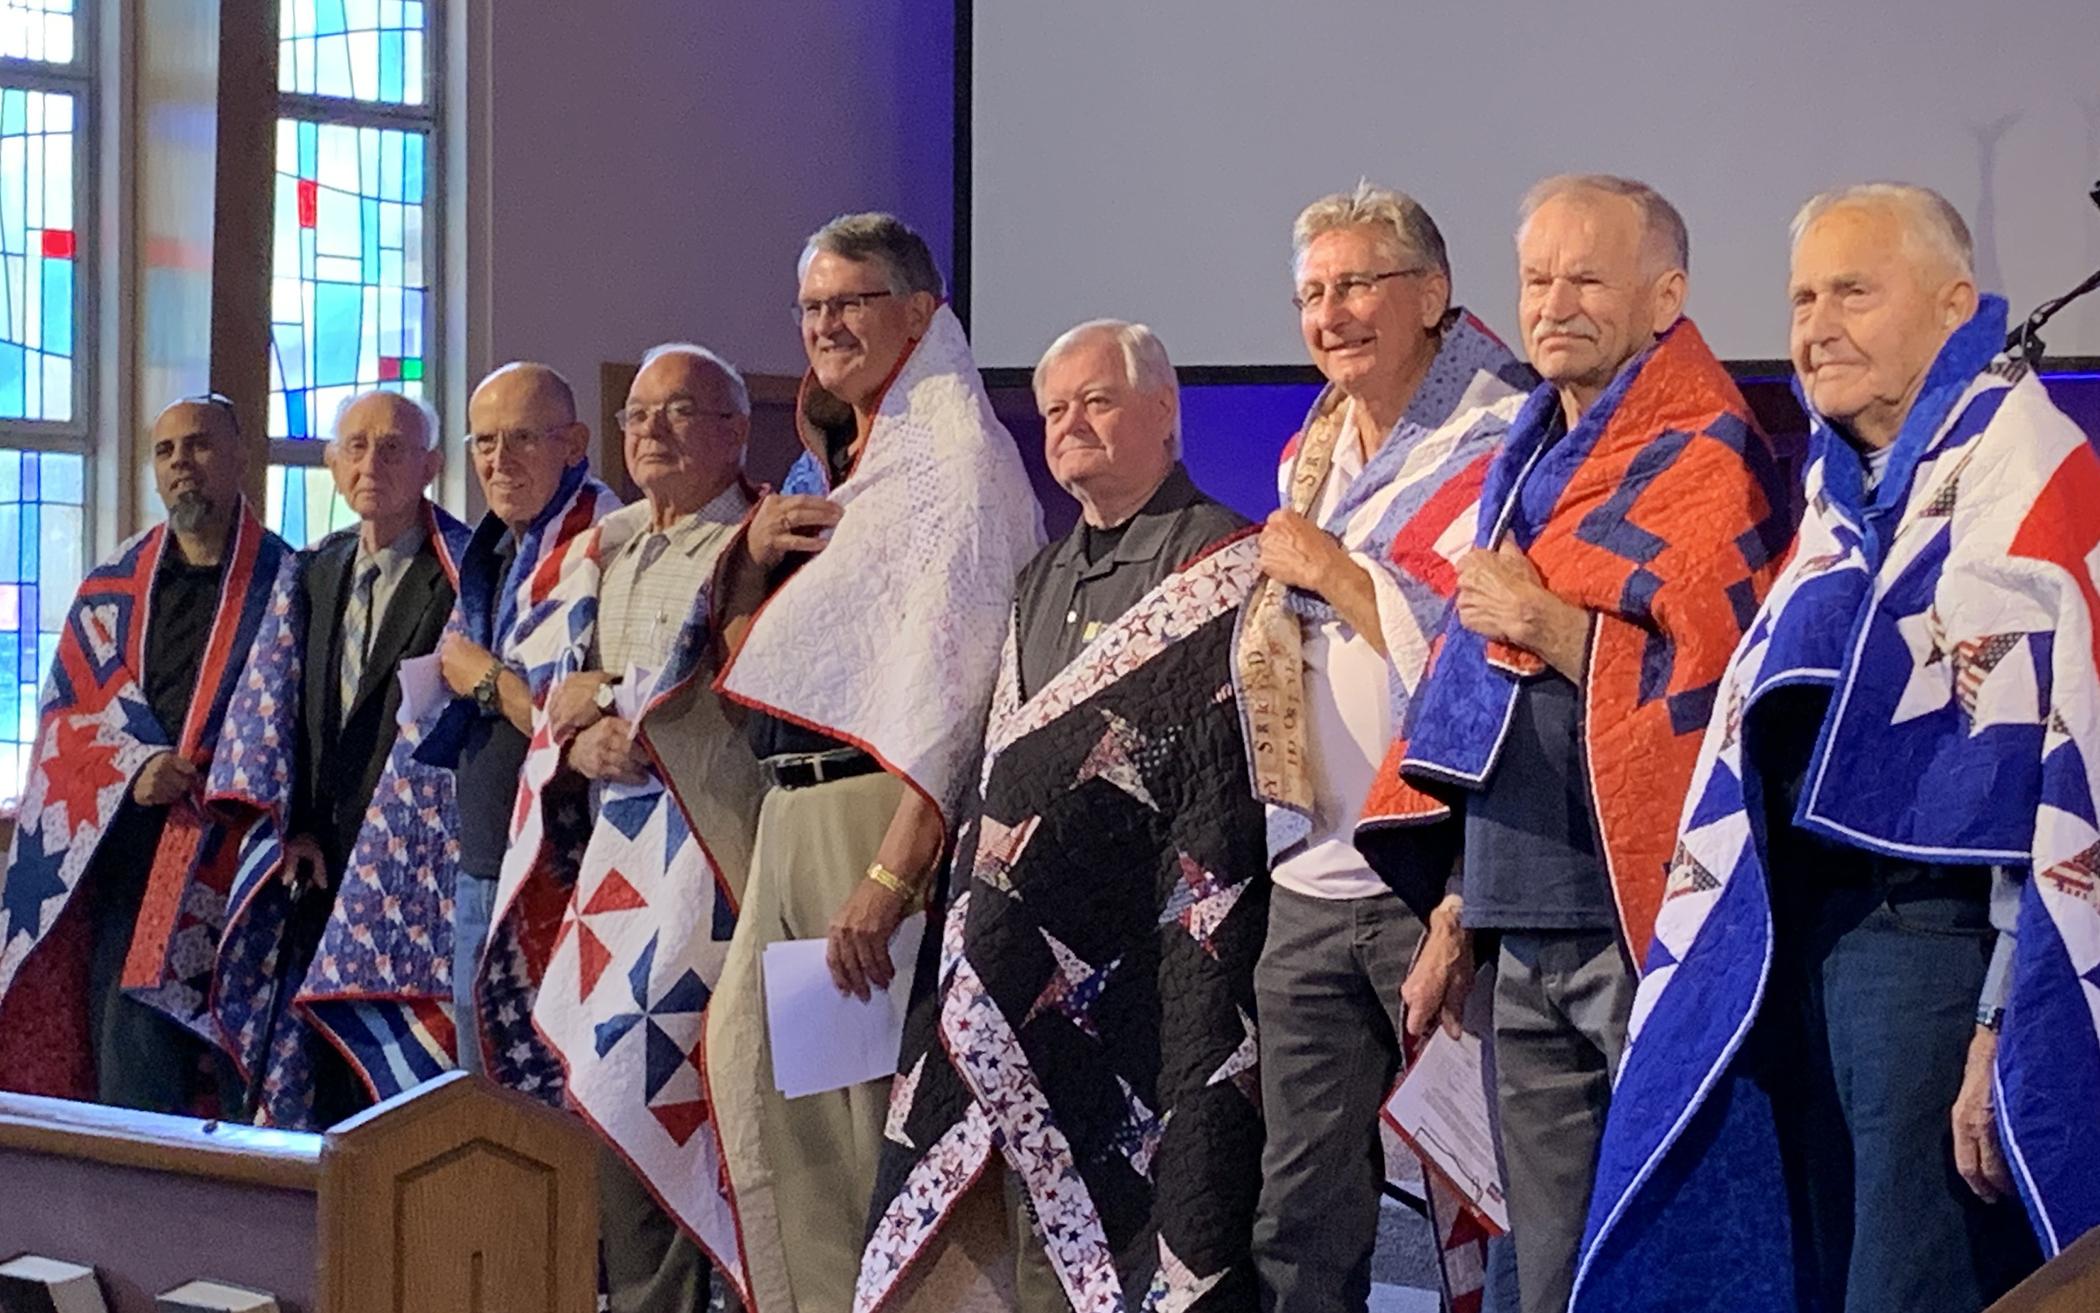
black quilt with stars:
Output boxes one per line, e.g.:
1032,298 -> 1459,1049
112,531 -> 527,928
859,534 -> 1269,1312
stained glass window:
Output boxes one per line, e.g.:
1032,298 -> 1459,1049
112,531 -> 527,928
0,1 -> 75,65
280,0 -> 427,106
267,117 -> 428,441
0,447 -> 81,802
265,462 -> 358,548
0,88 -> 76,423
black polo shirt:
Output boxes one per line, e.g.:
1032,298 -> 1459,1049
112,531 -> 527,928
1013,464 -> 1247,699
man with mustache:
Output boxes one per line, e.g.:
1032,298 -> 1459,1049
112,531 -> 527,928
0,395 -> 293,1114
1398,175 -> 1787,1313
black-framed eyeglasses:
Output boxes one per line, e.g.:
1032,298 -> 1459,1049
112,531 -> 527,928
791,290 -> 895,326
616,398 -> 740,433
1292,268 -> 1430,313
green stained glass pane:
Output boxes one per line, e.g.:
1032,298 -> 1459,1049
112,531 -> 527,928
280,0 -> 427,107
270,117 -> 433,442
0,86 -> 75,421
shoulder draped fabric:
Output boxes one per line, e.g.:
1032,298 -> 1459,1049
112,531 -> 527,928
1233,311 -> 1531,918
0,504 -> 291,1097
859,531 -> 1269,1313
290,470 -> 617,1106
1572,299 -> 2100,1311
206,502 -> 470,1126
1396,318 -> 1792,958
481,498 -> 763,1301
713,305 -> 1044,827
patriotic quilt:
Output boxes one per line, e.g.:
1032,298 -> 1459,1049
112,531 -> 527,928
0,506 -> 289,1098
483,499 -> 756,1295
714,304 -> 1042,829
1235,310 -> 1531,920
295,467 -> 617,1103
1572,297 -> 2100,1310
1398,318 -> 1792,958
859,532 -> 1269,1313
206,502 -> 469,1126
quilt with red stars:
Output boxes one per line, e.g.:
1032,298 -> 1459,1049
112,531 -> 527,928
1574,298 -> 2100,1311
0,505 -> 289,1100
858,531 -> 1269,1313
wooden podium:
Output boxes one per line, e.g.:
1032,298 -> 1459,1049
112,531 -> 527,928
0,1073 -> 598,1313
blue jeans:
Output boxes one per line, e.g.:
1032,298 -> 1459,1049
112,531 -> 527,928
1754,865 -> 2038,1313
451,871 -> 499,1076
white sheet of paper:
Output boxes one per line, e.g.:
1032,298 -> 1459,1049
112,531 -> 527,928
763,912 -> 927,1099
394,652 -> 447,728
1382,1027 -> 1510,1234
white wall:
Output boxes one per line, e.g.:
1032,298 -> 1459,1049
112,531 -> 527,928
472,1 -> 955,455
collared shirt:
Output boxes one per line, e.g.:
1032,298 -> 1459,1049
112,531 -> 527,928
145,542 -> 228,740
1014,464 -> 1246,698
1269,423 -> 1401,902
341,518 -> 430,686
597,483 -> 751,675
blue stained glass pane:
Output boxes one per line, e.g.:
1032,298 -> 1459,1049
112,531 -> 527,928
19,450 -> 34,500
0,506 -> 18,576
270,117 -> 432,450
281,0 -> 426,106
283,475 -> 307,546
19,503 -> 34,575
404,133 -> 423,203
0,449 -> 18,501
0,86 -> 75,420
38,449 -> 76,502
40,254 -> 67,353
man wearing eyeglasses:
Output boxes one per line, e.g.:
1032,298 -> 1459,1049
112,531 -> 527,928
1238,182 -> 1534,1313
707,212 -> 1042,1313
0,394 -> 293,1116
486,343 -> 766,1313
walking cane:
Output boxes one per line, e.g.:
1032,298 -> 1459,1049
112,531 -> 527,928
239,878 -> 312,1124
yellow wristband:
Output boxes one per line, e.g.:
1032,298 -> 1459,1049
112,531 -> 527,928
866,862 -> 918,904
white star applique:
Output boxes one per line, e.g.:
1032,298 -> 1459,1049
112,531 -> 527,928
1140,1235 -> 1226,1312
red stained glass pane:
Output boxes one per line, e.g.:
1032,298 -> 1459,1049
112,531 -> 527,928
378,356 -> 401,381
297,177 -> 318,228
39,229 -> 72,259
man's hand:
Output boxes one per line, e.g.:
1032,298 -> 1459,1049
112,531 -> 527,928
827,874 -> 910,1001
1402,895 -> 1475,1041
279,834 -> 329,894
1953,1026 -> 2013,1203
132,751 -> 198,807
748,494 -> 843,571
568,717 -> 649,785
1456,540 -> 1590,681
547,671 -> 616,743
1258,509 -> 1348,595
439,632 -> 498,698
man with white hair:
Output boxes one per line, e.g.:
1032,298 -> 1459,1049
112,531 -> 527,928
1576,183 -> 2093,1313
207,387 -> 466,1126
1396,174 -> 1787,1313
1238,182 -> 1534,1313
492,343 -> 765,1312
859,320 -> 1261,1311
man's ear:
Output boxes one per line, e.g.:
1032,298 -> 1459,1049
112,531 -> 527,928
1940,276 -> 1979,329
904,290 -> 940,337
1649,268 -> 1689,334
420,445 -> 443,490
1419,270 -> 1453,331
559,421 -> 591,465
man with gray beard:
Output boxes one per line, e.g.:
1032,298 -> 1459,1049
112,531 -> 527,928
0,395 -> 295,1115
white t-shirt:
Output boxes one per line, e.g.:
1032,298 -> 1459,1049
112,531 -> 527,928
1269,432 -> 1398,902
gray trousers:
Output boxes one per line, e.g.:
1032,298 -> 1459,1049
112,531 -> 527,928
600,1148 -> 715,1313
1491,929 -> 1635,1313
1252,886 -> 1422,1313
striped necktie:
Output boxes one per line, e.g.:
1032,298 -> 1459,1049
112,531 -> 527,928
339,560 -> 381,725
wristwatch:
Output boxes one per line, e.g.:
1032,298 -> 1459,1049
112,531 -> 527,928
593,679 -> 619,713
472,659 -> 504,715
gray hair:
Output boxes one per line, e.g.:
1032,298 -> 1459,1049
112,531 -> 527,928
1520,174 -> 1690,276
798,211 -> 945,299
330,386 -> 441,451
1032,319 -> 1184,457
1789,182 -> 1975,281
636,341 -> 751,417
1292,180 -> 1451,284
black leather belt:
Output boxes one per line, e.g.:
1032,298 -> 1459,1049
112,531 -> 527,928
763,748 -> 883,790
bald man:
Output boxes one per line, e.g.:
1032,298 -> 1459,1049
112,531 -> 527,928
0,395 -> 294,1114
439,362 -> 608,1075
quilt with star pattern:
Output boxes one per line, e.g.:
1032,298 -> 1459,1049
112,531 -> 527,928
858,530 -> 1268,1313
